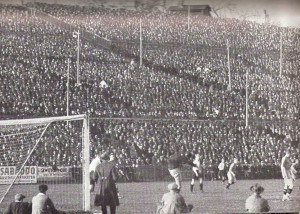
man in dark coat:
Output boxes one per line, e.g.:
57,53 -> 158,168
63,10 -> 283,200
90,153 -> 119,214
5,194 -> 31,214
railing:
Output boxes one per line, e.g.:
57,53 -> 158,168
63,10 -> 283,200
27,7 -> 112,50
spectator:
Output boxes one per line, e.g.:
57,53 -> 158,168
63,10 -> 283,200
245,183 -> 270,213
156,183 -> 193,214
32,184 -> 63,214
5,194 -> 31,214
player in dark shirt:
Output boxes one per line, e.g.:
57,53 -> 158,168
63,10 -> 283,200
167,148 -> 196,191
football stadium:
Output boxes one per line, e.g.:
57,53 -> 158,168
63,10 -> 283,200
0,0 -> 299,213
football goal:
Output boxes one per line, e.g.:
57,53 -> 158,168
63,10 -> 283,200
0,114 -> 90,212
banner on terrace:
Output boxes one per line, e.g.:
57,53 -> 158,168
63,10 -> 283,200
0,166 -> 37,184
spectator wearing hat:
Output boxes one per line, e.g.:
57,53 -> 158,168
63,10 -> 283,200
90,152 -> 119,214
157,183 -> 193,214
245,183 -> 270,213
5,194 -> 31,214
32,184 -> 62,214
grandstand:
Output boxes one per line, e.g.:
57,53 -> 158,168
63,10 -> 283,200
0,0 -> 299,213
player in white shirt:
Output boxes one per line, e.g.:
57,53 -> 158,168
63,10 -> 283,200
218,158 -> 226,184
190,154 -> 204,192
291,159 -> 299,181
281,149 -> 297,201
225,158 -> 238,189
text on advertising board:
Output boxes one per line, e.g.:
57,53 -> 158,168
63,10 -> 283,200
0,166 -> 36,176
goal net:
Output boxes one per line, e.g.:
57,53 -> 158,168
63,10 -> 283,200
0,114 -> 90,212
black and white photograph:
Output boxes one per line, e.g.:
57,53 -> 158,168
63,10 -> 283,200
0,0 -> 299,213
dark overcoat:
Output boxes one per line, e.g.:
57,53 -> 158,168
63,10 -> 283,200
91,161 -> 119,207
5,201 -> 32,214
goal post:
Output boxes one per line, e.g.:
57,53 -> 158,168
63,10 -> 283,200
82,114 -> 90,211
0,114 -> 90,212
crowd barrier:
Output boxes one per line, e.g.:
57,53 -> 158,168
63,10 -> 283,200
70,164 -> 285,183
1,164 -> 295,185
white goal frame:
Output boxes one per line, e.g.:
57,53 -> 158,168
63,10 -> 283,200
0,114 -> 90,211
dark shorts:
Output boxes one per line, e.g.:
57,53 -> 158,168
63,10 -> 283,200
193,171 -> 203,179
218,170 -> 226,177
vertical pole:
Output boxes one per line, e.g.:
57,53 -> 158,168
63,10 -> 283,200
246,69 -> 249,128
32,0 -> 35,16
77,30 -> 80,85
67,58 -> 70,117
227,39 -> 231,90
280,33 -> 282,77
188,5 -> 190,30
140,19 -> 142,67
83,114 -> 90,211
86,87 -> 89,113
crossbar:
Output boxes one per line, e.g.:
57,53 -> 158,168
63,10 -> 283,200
0,114 -> 86,126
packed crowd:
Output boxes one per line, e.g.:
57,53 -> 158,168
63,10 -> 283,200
0,4 -> 299,179
1,4 -> 299,121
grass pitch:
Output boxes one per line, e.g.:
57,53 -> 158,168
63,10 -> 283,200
1,179 -> 299,213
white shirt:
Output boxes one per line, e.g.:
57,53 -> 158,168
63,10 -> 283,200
281,155 -> 292,179
228,163 -> 236,174
89,156 -> 101,173
193,159 -> 201,173
100,80 -> 108,88
218,162 -> 225,170
291,162 -> 298,179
